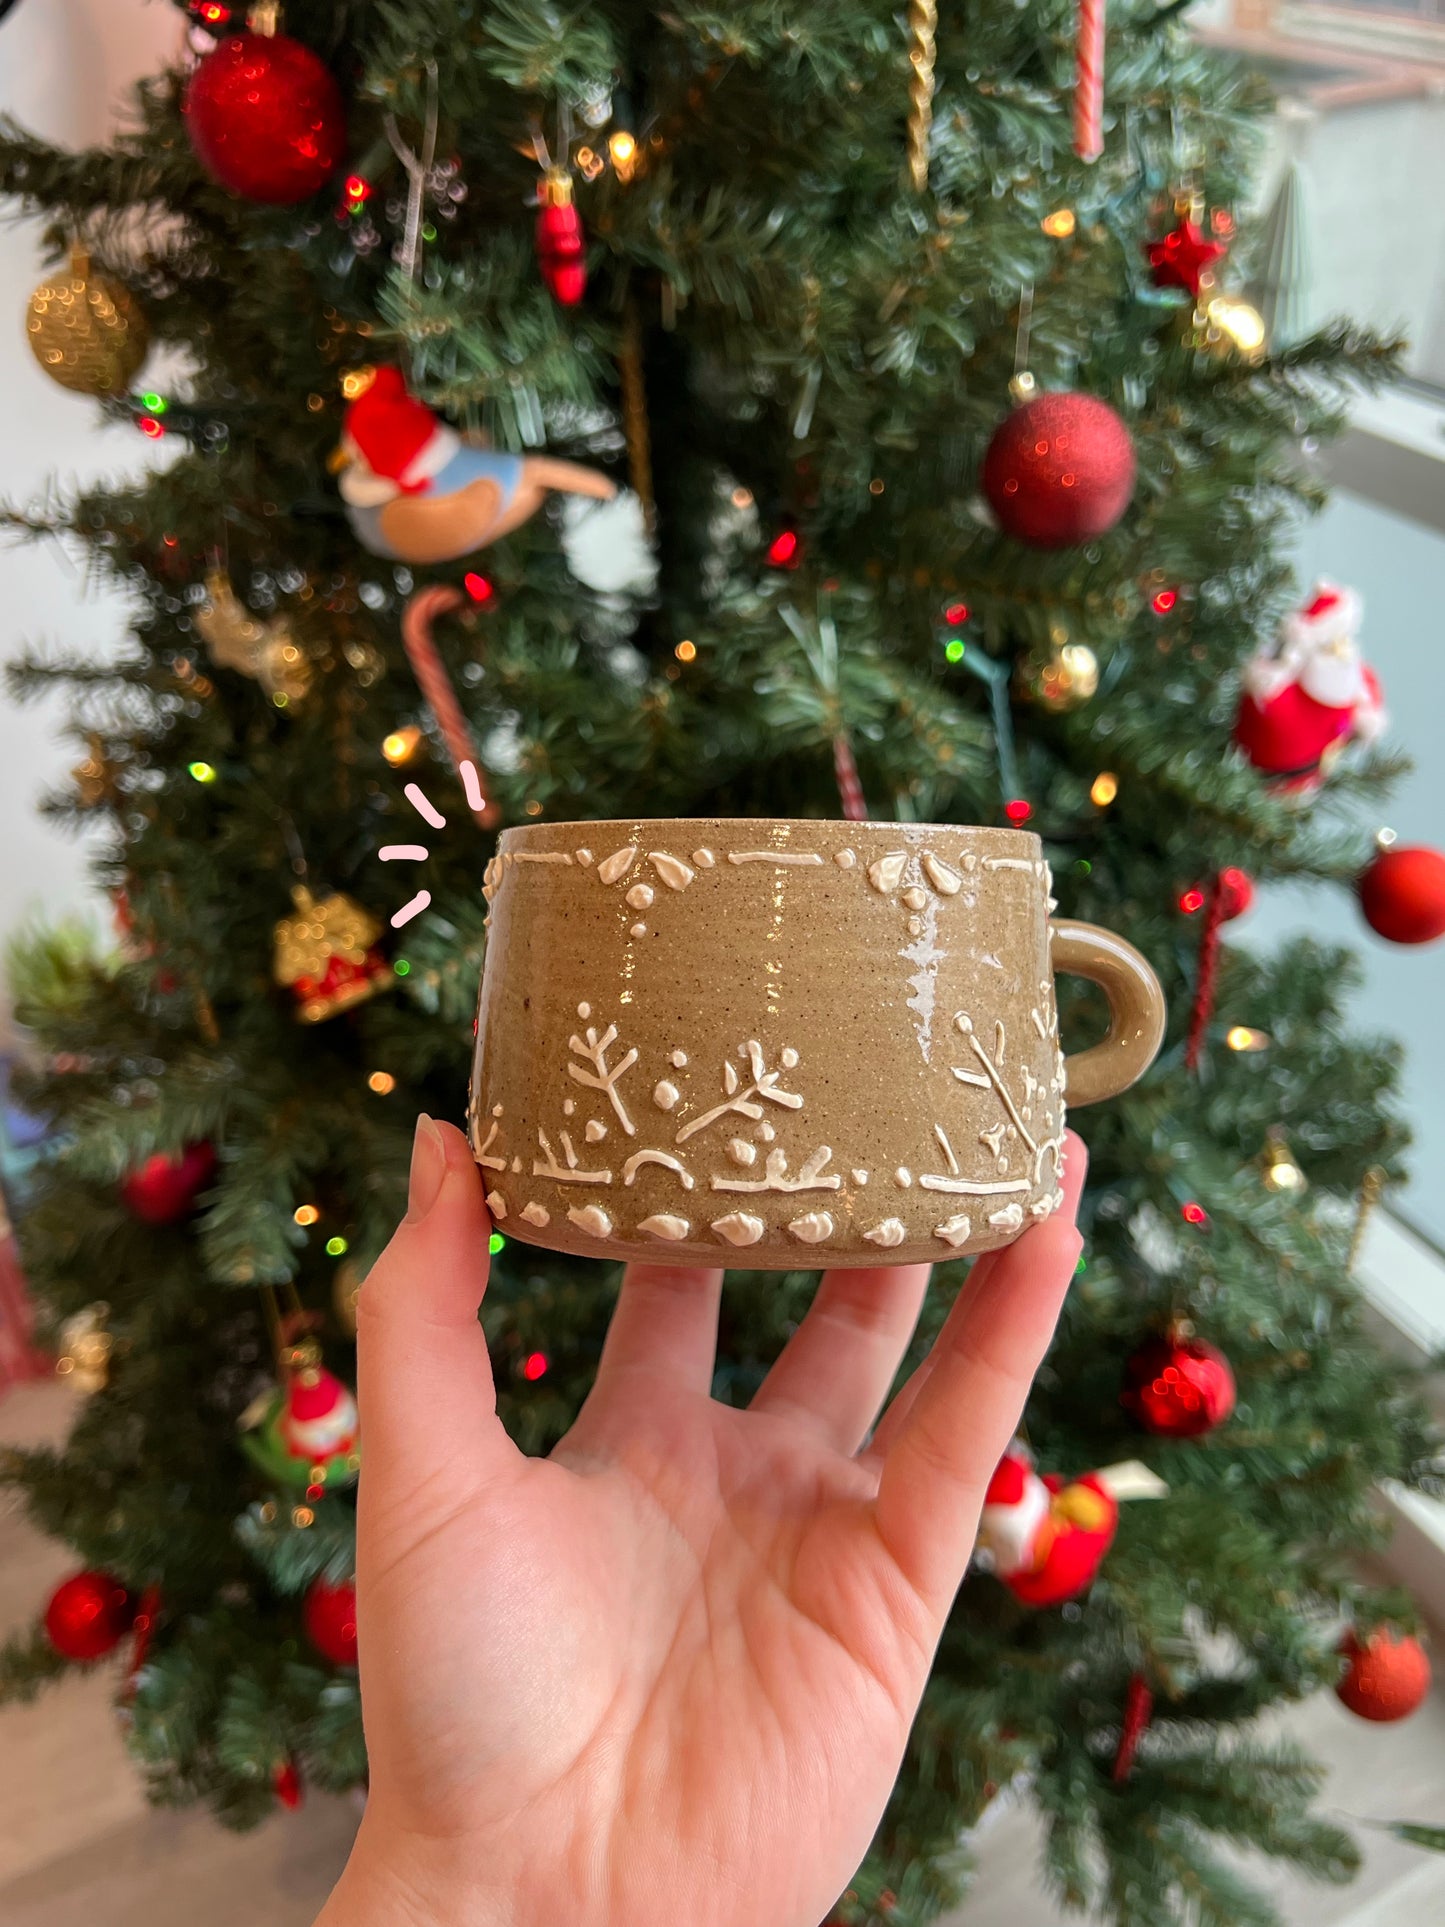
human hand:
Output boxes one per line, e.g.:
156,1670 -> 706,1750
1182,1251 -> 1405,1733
318,1117 -> 1087,1927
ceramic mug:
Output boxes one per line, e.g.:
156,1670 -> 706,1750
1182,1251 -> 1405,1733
468,819 -> 1165,1268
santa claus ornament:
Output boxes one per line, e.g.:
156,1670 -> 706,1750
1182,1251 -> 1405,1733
977,1446 -> 1120,1606
1336,1626 -> 1432,1723
1235,583 -> 1384,791
239,1339 -> 360,1491
336,366 -> 616,564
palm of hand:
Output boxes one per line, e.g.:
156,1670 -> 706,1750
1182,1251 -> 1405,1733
340,1121 -> 1084,1927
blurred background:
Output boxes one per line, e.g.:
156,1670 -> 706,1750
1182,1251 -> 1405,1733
1,2 -> 1443,1923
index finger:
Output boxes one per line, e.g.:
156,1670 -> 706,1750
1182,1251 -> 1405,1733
870,1130 -> 1087,1612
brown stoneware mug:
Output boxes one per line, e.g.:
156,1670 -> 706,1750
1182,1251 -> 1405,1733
468,818 -> 1165,1268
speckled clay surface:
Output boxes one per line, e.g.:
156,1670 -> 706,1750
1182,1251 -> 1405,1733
468,819 -> 1165,1268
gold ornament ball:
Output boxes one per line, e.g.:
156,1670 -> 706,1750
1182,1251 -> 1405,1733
27,249 -> 150,398
1023,642 -> 1100,712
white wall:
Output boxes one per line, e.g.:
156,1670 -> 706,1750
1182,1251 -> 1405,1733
0,0 -> 179,976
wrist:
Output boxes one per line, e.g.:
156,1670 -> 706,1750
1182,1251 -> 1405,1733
318,1815 -> 515,1927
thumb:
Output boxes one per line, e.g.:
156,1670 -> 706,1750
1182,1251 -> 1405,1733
356,1116 -> 516,1500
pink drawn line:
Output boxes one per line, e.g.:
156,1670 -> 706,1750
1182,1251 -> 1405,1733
459,759 -> 487,817
391,890 -> 432,929
379,844 -> 430,862
405,783 -> 446,830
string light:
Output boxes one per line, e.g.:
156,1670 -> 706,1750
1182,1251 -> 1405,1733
522,1351 -> 549,1380
1005,798 -> 1033,825
393,958 -> 411,977
1090,771 -> 1119,807
1180,1200 -> 1209,1226
943,601 -> 971,626
187,760 -> 217,783
1152,588 -> 1178,614
767,529 -> 800,568
138,416 -> 165,439
868,478 -> 885,496
343,174 -> 372,204
730,485 -> 754,509
293,1204 -> 321,1226
1261,1130 -> 1306,1193
367,1070 -> 397,1094
1041,208 -> 1076,238
463,572 -> 494,604
1178,887 -> 1206,914
489,1231 -> 506,1255
325,1235 -> 348,1256
674,639 -> 697,662
140,392 -> 167,415
382,726 -> 422,765
608,128 -> 637,179
944,638 -> 965,663
1226,1026 -> 1270,1052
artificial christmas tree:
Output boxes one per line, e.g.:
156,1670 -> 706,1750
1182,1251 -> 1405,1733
1,0 -> 1438,1918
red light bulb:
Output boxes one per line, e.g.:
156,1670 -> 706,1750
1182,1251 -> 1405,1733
523,1351 -> 549,1381
943,601 -> 971,626
1178,887 -> 1206,914
1180,1200 -> 1209,1226
1152,588 -> 1177,614
1004,798 -> 1033,825
463,572 -> 495,604
766,529 -> 800,568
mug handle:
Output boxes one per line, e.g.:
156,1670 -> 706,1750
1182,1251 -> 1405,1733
1050,920 -> 1167,1107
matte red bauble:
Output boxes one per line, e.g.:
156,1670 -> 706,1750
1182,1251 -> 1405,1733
1336,1627 -> 1432,1722
44,1569 -> 135,1660
1216,866 -> 1255,922
185,31 -> 345,205
120,1141 -> 218,1224
302,1576 -> 358,1667
1358,845 -> 1445,946
536,169 -> 586,305
1122,1333 -> 1236,1438
982,393 -> 1136,548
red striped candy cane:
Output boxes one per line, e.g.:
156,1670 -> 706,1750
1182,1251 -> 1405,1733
832,732 -> 868,822
1074,0 -> 1105,163
400,585 -> 500,828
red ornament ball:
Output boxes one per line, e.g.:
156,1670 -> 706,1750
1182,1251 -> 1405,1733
1217,866 -> 1255,922
44,1569 -> 135,1661
1336,1627 -> 1432,1722
1358,845 -> 1445,946
302,1576 -> 358,1667
185,31 -> 345,205
120,1141 -> 218,1225
982,392 -> 1136,549
1122,1333 -> 1236,1438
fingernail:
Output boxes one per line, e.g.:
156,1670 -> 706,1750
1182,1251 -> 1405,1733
407,1114 -> 447,1222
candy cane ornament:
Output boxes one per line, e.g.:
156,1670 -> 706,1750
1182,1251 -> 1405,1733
399,585 -> 501,828
1074,0 -> 1105,164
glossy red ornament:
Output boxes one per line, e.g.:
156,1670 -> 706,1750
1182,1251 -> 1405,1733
119,1141 -> 218,1225
536,170 -> 586,305
302,1576 -> 358,1667
1146,217 -> 1226,298
1358,845 -> 1445,947
1336,1627 -> 1432,1722
1122,1333 -> 1236,1438
1216,866 -> 1255,922
44,1569 -> 135,1660
982,393 -> 1136,548
185,30 -> 345,205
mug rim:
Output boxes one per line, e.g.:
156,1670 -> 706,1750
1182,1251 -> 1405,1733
498,816 -> 1043,850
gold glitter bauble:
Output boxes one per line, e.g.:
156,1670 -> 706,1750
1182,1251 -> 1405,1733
195,570 -> 312,704
26,247 -> 150,398
1019,641 -> 1100,713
